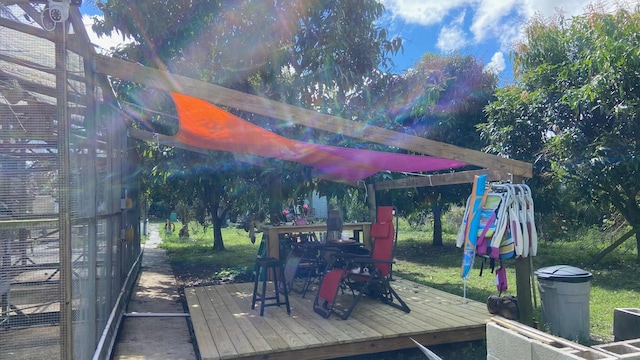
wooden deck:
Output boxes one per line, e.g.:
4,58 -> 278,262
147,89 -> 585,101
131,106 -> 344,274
185,278 -> 490,360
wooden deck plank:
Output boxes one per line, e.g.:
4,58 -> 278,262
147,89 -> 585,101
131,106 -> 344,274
224,283 -> 292,353
281,296 -> 351,344
339,283 -> 440,335
349,296 -> 421,335
185,288 -> 220,359
381,309 -> 432,334
204,286 -> 256,355
364,301 -> 435,334
394,279 -> 489,325
408,296 -> 483,327
187,277 -> 489,360
243,282 -> 392,346
309,286 -> 396,341
232,284 -> 356,350
210,285 -> 274,355
392,294 -> 453,328
288,298 -> 373,344
195,286 -> 238,359
236,282 -> 311,351
237,282 -> 376,344
261,315 -> 308,350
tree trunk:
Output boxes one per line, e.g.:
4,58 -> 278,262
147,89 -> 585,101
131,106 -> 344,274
636,231 -> 640,263
432,204 -> 443,246
212,214 -> 226,252
268,174 -> 282,225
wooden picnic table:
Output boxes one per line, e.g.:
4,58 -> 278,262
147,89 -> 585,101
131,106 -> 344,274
264,222 -> 372,260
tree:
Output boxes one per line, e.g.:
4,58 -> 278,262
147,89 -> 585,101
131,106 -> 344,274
368,53 -> 497,246
94,0 -> 403,250
481,6 -> 640,260
93,0 -> 401,99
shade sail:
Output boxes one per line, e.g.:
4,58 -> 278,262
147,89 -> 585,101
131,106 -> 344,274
171,92 -> 468,181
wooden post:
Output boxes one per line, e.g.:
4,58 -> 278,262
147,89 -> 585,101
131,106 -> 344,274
367,183 -> 376,222
515,256 -> 533,326
512,176 -> 533,326
55,23 -> 74,359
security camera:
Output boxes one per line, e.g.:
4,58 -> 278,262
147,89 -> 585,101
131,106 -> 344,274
48,0 -> 70,23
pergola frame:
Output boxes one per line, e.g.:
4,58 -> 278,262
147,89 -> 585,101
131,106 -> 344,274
1,1 -> 535,344
93,54 -> 532,184
91,53 -> 534,326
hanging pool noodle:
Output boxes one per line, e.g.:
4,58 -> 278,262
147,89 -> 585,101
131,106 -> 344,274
460,174 -> 487,280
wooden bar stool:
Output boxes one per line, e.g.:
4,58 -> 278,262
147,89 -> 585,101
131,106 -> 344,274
251,257 -> 291,316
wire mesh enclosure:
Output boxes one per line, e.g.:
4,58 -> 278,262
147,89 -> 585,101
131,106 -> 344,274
1,3 -> 141,359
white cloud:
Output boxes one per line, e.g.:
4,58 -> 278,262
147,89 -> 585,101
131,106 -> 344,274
384,0 -> 624,50
523,0 -> 600,18
436,11 -> 468,52
485,51 -> 506,74
82,15 -> 133,54
437,26 -> 467,53
381,0 -> 471,26
471,0 -> 522,45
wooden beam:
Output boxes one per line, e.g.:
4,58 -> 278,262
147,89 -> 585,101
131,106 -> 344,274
373,169 -> 511,190
0,218 -> 58,230
2,0 -> 47,5
310,172 -> 359,186
128,127 -> 502,188
0,16 -> 54,42
0,52 -> 87,84
128,127 -> 214,155
0,67 -> 87,103
93,54 -> 533,178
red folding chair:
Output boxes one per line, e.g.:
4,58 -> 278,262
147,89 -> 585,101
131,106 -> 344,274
313,206 -> 410,320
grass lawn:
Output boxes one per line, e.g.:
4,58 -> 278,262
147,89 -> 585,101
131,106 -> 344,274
158,219 -> 640,357
393,222 -> 640,344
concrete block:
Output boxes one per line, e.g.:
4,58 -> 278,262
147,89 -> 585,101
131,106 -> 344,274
487,322 -> 533,360
532,341 -> 615,360
532,342 -> 579,360
614,308 -> 640,341
594,339 -> 640,359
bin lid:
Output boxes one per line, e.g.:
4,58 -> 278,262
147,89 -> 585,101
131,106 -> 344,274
535,265 -> 593,283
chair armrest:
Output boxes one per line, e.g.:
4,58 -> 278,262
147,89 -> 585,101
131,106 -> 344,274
350,257 -> 394,265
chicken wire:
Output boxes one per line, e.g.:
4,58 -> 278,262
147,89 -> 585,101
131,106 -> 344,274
1,3 -> 141,359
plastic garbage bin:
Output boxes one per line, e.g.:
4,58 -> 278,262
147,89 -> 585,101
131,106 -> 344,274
535,265 -> 592,341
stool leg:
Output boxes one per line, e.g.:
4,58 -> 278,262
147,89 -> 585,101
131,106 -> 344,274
272,266 -> 281,307
279,264 -> 291,315
251,266 -> 260,310
260,268 -> 268,316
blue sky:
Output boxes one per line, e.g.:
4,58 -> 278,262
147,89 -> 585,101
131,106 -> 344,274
81,0 -> 629,86
379,0 -> 630,84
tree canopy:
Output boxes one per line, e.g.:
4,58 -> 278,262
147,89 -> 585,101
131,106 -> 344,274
481,6 -> 640,259
94,0 -> 404,250
381,53 -> 497,245
93,0 -> 401,96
